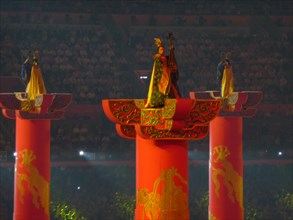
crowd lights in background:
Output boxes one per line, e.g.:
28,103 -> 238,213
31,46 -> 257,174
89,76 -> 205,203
79,150 -> 84,156
139,75 -> 148,79
6,149 -> 287,161
78,150 -> 96,160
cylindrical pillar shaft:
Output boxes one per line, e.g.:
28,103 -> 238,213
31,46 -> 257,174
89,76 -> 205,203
209,116 -> 243,220
14,117 -> 51,220
135,135 -> 189,220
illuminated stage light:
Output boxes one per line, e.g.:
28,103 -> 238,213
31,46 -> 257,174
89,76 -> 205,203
79,150 -> 84,156
278,151 -> 282,156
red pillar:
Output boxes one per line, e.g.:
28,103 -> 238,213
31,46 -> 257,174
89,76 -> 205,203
190,90 -> 262,220
135,135 -> 189,220
14,117 -> 51,220
0,93 -> 72,220
209,117 -> 243,220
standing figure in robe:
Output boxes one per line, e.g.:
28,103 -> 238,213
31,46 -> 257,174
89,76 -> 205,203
145,38 -> 171,108
25,50 -> 47,100
167,33 -> 181,99
21,55 -> 32,85
217,52 -> 234,99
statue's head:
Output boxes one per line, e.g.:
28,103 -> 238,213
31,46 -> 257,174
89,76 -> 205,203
154,38 -> 164,54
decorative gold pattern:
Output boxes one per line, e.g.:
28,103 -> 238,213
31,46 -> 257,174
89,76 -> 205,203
103,99 -> 223,139
134,99 -> 146,109
141,108 -> 163,126
162,99 -> 177,118
34,94 -> 44,107
15,93 -> 37,112
20,100 -> 35,112
17,149 -> 49,216
13,93 -> 56,115
109,100 -> 142,124
184,100 -> 221,128
211,145 -> 243,208
141,99 -> 176,128
165,120 -> 173,131
137,167 -> 188,220
117,124 -> 136,138
139,125 -> 208,140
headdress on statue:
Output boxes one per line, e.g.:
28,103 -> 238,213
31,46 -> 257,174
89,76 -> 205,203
154,38 -> 163,48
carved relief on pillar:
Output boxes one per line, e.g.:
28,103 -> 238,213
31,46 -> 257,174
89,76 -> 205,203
16,149 -> 50,216
211,145 -> 243,209
137,167 -> 188,220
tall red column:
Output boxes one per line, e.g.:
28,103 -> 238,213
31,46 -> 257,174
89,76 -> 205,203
14,118 -> 51,220
190,91 -> 262,220
135,135 -> 189,220
209,117 -> 243,220
103,98 -> 221,220
0,93 -> 72,220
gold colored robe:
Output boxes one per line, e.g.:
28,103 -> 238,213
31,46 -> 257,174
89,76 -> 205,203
26,62 -> 47,100
145,56 -> 170,108
221,64 -> 234,99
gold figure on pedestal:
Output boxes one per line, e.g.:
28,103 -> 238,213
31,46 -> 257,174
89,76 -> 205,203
217,52 -> 234,100
216,52 -> 235,110
25,50 -> 47,100
145,34 -> 181,108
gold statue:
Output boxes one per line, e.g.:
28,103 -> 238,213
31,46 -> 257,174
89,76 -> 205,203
145,34 -> 181,108
25,50 -> 47,100
217,52 -> 234,99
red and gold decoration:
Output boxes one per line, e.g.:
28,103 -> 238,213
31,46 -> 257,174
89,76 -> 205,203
190,91 -> 262,220
16,149 -> 50,216
15,122 -> 50,220
137,166 -> 188,220
103,97 -> 221,219
0,92 -> 71,220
